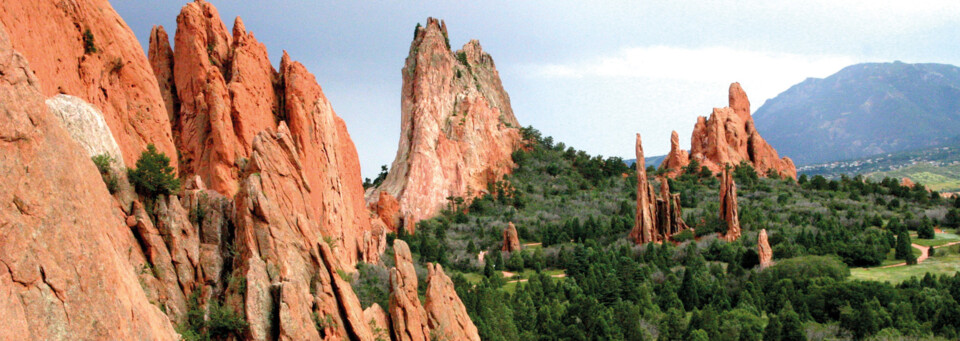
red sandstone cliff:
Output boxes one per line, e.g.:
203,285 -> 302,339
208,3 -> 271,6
0,24 -> 177,340
369,17 -> 523,228
720,167 -> 742,241
0,0 -> 178,170
758,229 -> 773,268
661,83 -> 796,179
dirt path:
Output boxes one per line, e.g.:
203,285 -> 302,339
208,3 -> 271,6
877,241 -> 960,269
522,242 -> 542,248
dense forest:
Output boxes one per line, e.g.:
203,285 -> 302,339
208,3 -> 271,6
352,127 -> 960,340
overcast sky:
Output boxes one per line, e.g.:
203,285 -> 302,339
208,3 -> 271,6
113,1 -> 960,178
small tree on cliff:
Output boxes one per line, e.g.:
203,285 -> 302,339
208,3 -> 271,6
128,144 -> 180,198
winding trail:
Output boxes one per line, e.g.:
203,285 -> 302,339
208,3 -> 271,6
877,241 -> 960,269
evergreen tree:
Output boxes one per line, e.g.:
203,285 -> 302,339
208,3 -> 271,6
895,229 -> 912,261
127,144 -> 180,198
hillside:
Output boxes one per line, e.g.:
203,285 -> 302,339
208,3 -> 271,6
754,62 -> 960,165
366,126 -> 960,340
799,140 -> 960,191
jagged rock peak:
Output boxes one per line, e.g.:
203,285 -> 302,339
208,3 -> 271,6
720,167 -> 741,241
369,17 -> 523,227
758,229 -> 773,268
662,82 -> 797,179
631,134 -> 691,244
0,0 -> 178,170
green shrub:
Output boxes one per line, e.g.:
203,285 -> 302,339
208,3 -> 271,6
127,144 -> 180,198
83,29 -> 96,54
91,154 -> 119,194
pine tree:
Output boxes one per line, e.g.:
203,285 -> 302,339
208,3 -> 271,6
895,229 -> 912,261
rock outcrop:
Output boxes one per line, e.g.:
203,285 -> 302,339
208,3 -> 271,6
660,83 -> 796,179
502,222 -> 522,252
631,134 -> 691,244
901,177 -> 917,188
372,191 -> 402,233
631,134 -> 658,244
758,229 -> 773,268
159,1 -> 279,196
0,24 -> 177,340
389,240 -> 431,341
149,1 -> 379,269
369,17 -> 523,227
661,131 -> 690,177
389,240 -> 480,341
425,263 -> 482,341
0,0 -> 178,170
45,94 -> 126,167
720,167 -> 741,241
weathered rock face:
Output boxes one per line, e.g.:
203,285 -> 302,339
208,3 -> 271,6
149,25 -> 178,124
152,1 -> 377,269
901,177 -> 917,188
389,240 -> 431,341
364,303 -> 392,340
631,134 -> 691,244
661,83 -> 796,179
46,94 -> 126,166
0,0 -> 178,170
661,130 -> 690,177
658,177 -> 689,237
502,222 -> 522,252
720,167 -> 742,241
0,25 -> 177,340
231,124 -> 375,340
370,17 -> 523,227
758,229 -> 773,268
161,1 -> 279,196
373,190 -> 402,233
425,263 -> 482,341
631,134 -> 658,244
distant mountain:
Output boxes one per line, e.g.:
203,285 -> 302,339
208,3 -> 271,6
753,62 -> 960,166
624,155 -> 666,168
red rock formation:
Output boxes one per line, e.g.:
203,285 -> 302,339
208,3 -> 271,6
149,26 -> 177,123
425,264 -> 482,341
231,124 -> 376,340
901,177 -> 917,188
720,167 -> 742,241
502,222 -> 522,252
662,83 -> 796,179
758,229 -> 773,268
631,134 -> 658,244
0,0 -> 178,170
364,303 -> 392,340
631,135 -> 691,244
373,191 -> 402,233
389,240 -> 431,341
0,25 -> 177,339
370,17 -> 522,226
162,1 -> 279,196
660,131 -> 690,177
658,177 -> 689,237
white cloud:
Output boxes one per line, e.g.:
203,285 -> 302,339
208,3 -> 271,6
532,46 -> 860,104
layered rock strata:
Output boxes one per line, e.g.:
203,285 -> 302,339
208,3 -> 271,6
369,17 -> 522,227
661,83 -> 796,179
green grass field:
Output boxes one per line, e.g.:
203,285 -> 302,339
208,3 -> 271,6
912,232 -> 960,247
868,163 -> 960,192
851,245 -> 960,283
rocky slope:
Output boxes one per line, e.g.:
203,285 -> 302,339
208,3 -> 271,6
0,0 -> 178,170
0,23 -> 177,340
754,62 -> 960,165
369,17 -> 523,228
661,83 -> 796,179
1,1 -> 481,340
